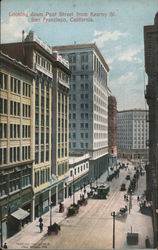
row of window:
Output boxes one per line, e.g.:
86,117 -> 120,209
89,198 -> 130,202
34,168 -> 50,187
70,162 -> 89,177
58,147 -> 68,159
22,104 -> 31,117
35,150 -> 49,164
10,124 -> 20,138
0,98 -> 8,114
58,162 -> 69,176
0,146 -> 30,165
0,123 -> 7,138
35,132 -> 49,145
23,82 -> 31,97
68,53 -> 88,64
36,53 -> 51,72
11,101 -> 31,117
22,125 -> 31,138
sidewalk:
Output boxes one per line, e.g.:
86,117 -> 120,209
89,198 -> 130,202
6,186 -> 91,249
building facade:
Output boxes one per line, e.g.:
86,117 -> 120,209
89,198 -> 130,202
144,13 -> 158,247
52,44 -> 110,179
52,51 -> 71,203
68,153 -> 90,200
0,51 -> 35,245
117,110 -> 149,160
108,95 -> 117,167
1,30 -> 71,220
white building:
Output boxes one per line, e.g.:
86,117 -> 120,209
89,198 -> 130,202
117,109 -> 149,160
52,44 -> 110,178
68,153 -> 90,197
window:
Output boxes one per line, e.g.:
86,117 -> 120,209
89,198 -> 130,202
0,124 -> 2,138
4,148 -> 7,164
0,149 -> 2,164
17,147 -> 20,161
0,98 -> 2,113
73,113 -> 76,119
41,151 -> 44,162
14,147 -> 16,162
10,148 -> 12,163
10,101 -> 13,115
10,124 -> 13,138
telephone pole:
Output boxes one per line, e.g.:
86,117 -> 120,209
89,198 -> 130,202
111,211 -> 116,249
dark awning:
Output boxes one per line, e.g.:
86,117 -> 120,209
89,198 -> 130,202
11,208 -> 29,220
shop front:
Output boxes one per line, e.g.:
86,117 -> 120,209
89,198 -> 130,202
58,183 -> 64,204
35,190 -> 49,218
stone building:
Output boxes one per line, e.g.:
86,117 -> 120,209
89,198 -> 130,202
117,109 -> 149,160
1,30 -> 71,219
144,12 -> 158,247
108,95 -> 117,167
51,51 -> 71,203
0,51 -> 35,244
52,44 -> 110,179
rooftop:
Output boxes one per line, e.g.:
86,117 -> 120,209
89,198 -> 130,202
52,43 -> 110,72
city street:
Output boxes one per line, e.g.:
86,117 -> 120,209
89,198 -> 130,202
34,161 -> 153,249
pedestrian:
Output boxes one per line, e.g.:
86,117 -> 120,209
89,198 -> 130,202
39,216 -> 43,224
137,196 -> 140,202
124,194 -> 126,200
3,243 -> 7,249
145,236 -> 150,248
39,221 -> 43,232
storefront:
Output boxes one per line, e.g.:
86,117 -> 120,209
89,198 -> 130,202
35,190 -> 49,218
58,183 -> 64,204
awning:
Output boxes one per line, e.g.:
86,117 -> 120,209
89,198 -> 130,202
11,208 -> 29,220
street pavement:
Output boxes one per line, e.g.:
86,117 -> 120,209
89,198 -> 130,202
5,161 -> 154,249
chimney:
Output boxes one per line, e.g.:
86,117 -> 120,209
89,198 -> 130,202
22,30 -> 25,42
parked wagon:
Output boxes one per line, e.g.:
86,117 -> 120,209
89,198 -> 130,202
67,204 -> 79,217
48,222 -> 61,235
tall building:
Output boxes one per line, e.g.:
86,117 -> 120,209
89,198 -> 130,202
52,44 -> 110,179
117,109 -> 149,160
144,13 -> 158,247
52,51 -> 71,203
1,30 -> 71,219
108,95 -> 117,166
0,51 -> 35,244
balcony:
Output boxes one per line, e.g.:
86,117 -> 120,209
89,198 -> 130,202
58,77 -> 69,89
35,64 -> 53,78
53,52 -> 69,69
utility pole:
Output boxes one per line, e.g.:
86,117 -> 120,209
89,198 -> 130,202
129,190 -> 132,214
50,202 -> 53,226
111,211 -> 116,249
73,174 -> 75,204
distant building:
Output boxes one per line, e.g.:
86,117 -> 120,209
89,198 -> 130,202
117,109 -> 149,160
144,12 -> 158,248
108,95 -> 117,166
0,51 -> 35,243
52,44 -> 110,179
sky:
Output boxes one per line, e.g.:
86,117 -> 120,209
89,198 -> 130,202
1,0 -> 158,110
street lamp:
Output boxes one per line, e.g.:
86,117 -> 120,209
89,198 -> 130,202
111,211 -> 116,249
49,202 -> 53,226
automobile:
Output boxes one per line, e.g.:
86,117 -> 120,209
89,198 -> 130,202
120,183 -> 126,191
120,207 -> 127,214
126,174 -> 130,180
